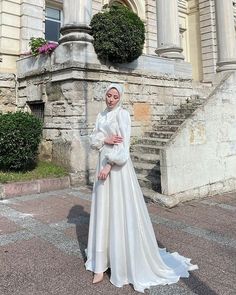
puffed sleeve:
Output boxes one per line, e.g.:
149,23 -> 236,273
90,113 -> 106,151
105,109 -> 131,166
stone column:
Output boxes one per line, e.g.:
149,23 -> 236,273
54,0 -> 99,64
60,0 -> 92,43
155,0 -> 184,60
215,0 -> 236,71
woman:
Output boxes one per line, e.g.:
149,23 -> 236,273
85,84 -> 198,293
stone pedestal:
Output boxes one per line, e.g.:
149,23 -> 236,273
215,0 -> 236,71
155,0 -> 184,60
54,0 -> 99,65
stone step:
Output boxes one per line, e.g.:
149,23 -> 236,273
166,113 -> 192,120
144,130 -> 174,139
160,118 -> 185,125
133,161 -> 160,176
141,187 -> 162,202
180,102 -> 203,109
130,97 -> 206,200
153,124 -> 179,132
136,173 -> 161,192
141,187 -> 179,207
175,108 -> 196,114
131,152 -> 160,164
133,144 -> 164,154
136,137 -> 169,146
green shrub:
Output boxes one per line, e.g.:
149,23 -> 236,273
90,4 -> 145,63
29,37 -> 47,56
0,112 -> 43,171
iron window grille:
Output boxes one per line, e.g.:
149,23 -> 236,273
27,101 -> 45,121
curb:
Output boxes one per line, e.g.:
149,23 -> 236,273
0,176 -> 70,199
142,187 -> 179,208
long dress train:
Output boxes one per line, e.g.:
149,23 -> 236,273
85,106 -> 198,293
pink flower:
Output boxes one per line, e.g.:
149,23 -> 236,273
38,42 -> 58,55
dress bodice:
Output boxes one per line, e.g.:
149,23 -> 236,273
97,108 -> 121,137
90,106 -> 131,166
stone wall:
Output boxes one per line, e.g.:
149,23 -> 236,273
0,0 -> 45,74
160,71 -> 236,202
20,0 -> 45,53
187,0 -> 203,81
16,52 -> 210,185
145,0 -> 157,55
0,73 -> 17,113
92,0 -> 102,14
0,0 -> 21,73
199,0 -> 217,82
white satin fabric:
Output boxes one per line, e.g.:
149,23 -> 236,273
85,106 -> 198,293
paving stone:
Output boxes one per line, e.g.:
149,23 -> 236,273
192,282 -> 235,295
0,215 -> 23,235
0,238 -> 84,294
200,199 -> 236,212
0,230 -> 34,246
0,187 -> 235,295
148,284 -> 197,295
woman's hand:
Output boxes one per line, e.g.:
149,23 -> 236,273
98,164 -> 112,180
104,135 -> 123,145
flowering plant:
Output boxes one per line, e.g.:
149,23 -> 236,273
38,42 -> 58,54
29,37 -> 58,56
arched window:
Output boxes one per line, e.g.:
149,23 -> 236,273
109,0 -> 131,9
102,0 -> 145,20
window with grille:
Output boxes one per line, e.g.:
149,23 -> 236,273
27,101 -> 45,121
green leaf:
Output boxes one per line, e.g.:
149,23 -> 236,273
0,112 -> 43,171
90,4 -> 145,64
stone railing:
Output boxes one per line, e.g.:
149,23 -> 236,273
160,71 -> 236,203
17,54 -> 52,79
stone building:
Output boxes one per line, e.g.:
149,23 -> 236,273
0,0 -> 236,206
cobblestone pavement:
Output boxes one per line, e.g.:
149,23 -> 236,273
0,187 -> 235,295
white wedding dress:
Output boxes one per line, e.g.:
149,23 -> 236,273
85,106 -> 198,293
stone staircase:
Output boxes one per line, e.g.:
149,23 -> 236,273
131,97 -> 206,201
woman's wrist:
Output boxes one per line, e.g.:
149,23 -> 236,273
107,160 -> 114,167
104,138 -> 108,145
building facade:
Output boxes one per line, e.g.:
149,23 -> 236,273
0,0 -> 236,205
0,0 -> 236,81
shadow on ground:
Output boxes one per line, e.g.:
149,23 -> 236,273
181,272 -> 219,295
67,205 -> 90,261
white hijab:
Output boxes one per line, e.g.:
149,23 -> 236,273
105,83 -> 124,112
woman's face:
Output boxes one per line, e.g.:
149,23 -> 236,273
105,88 -> 120,110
